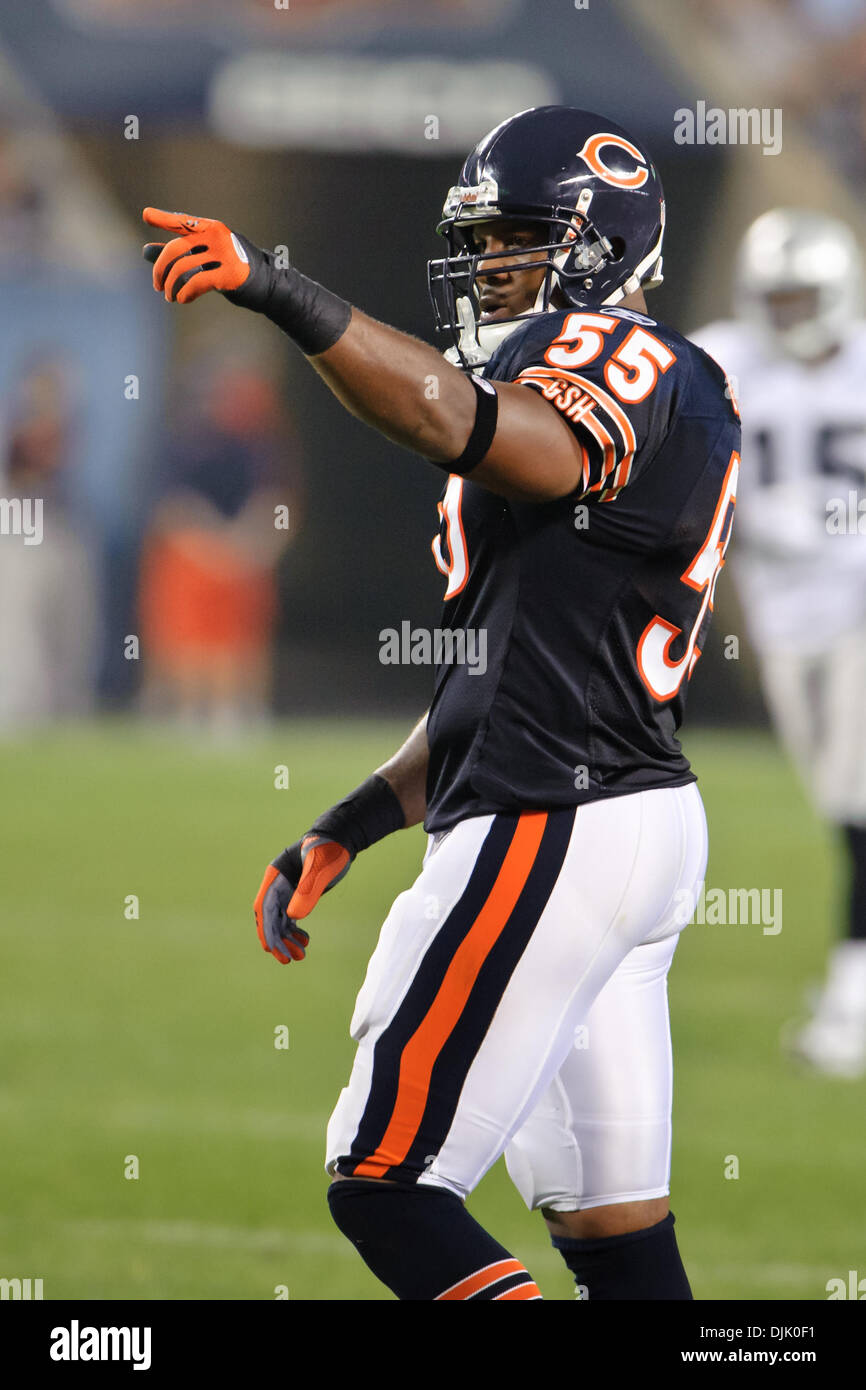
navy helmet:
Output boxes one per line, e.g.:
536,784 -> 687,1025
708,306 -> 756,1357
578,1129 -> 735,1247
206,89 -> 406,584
428,105 -> 665,367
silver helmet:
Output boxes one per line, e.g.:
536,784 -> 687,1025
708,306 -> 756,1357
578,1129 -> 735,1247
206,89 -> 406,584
735,209 -> 862,360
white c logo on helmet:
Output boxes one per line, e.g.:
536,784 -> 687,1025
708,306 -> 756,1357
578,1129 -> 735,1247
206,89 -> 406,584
576,133 -> 649,189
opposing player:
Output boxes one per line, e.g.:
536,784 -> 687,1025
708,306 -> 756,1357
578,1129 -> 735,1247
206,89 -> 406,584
693,209 -> 866,1079
143,106 -> 740,1300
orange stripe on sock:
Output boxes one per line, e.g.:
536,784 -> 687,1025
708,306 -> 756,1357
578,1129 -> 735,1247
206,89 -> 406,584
354,812 -> 548,1179
494,1281 -> 543,1300
435,1258 -> 524,1301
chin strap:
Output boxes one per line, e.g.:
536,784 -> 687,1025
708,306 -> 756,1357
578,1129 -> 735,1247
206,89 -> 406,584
449,288 -> 559,370
450,295 -> 491,368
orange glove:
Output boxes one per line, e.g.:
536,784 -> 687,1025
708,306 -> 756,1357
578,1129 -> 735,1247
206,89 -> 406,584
253,775 -> 404,964
253,835 -> 352,965
142,207 -> 255,304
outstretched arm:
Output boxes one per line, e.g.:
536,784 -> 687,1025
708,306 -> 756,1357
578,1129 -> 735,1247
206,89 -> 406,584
306,309 -> 584,504
142,208 -> 586,503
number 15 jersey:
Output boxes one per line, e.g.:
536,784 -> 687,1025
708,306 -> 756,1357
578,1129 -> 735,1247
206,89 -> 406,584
424,306 -> 741,834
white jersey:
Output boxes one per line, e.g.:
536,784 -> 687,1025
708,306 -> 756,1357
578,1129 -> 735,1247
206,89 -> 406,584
690,320 -> 866,653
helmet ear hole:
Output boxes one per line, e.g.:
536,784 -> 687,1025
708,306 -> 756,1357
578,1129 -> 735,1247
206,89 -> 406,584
607,236 -> 626,262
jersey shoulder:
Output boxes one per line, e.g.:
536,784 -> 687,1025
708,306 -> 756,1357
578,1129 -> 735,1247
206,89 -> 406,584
485,306 -> 683,379
482,307 -> 730,502
485,305 -> 725,401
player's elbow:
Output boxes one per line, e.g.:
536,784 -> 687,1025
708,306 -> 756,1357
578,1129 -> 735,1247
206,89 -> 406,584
415,380 -> 480,462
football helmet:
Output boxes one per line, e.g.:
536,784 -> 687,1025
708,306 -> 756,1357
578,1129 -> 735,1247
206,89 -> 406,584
428,105 -> 665,367
735,209 -> 863,361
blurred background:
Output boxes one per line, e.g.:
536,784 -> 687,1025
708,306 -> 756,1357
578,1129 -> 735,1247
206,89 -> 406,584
1,0 -> 865,1302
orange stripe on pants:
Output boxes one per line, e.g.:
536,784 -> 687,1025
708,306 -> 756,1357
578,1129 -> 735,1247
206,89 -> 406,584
354,812 -> 548,1178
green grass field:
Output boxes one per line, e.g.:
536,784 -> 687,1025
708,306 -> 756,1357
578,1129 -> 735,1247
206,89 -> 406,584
0,720 -> 863,1301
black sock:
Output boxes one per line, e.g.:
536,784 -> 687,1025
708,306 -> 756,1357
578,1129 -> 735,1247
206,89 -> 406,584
552,1211 -> 692,1300
328,1180 -> 541,1300
843,825 -> 866,940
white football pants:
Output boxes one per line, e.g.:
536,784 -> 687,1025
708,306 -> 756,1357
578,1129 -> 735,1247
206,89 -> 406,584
326,782 -> 708,1210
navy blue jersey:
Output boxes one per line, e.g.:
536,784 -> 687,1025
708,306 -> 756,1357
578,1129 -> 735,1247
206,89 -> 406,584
424,306 -> 741,833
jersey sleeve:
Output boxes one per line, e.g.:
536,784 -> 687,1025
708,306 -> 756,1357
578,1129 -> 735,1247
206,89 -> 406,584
497,311 -> 682,503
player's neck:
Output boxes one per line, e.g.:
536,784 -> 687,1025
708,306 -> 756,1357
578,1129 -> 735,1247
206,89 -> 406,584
619,288 -> 648,314
548,288 -> 649,316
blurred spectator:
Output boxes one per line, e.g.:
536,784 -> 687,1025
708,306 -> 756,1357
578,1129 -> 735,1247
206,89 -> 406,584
0,355 -> 99,727
138,360 -> 303,734
784,0 -> 866,186
692,0 -> 866,185
0,132 -> 45,270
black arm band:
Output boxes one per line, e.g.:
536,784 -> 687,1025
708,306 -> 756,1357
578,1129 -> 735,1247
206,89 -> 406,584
224,236 -> 352,356
308,773 -> 405,856
436,374 -> 499,476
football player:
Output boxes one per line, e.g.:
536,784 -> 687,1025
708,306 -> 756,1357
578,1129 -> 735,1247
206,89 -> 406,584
143,106 -> 740,1300
693,210 -> 866,1079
